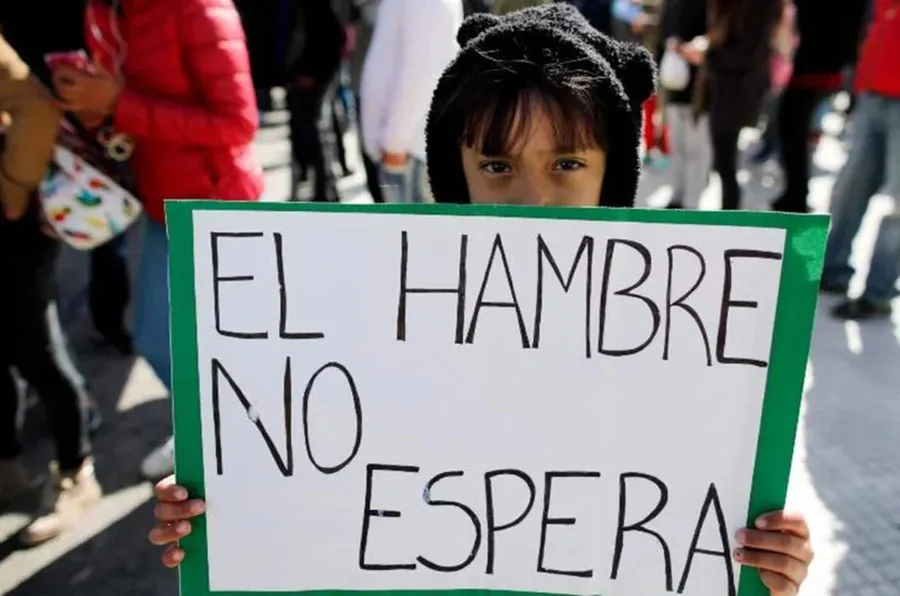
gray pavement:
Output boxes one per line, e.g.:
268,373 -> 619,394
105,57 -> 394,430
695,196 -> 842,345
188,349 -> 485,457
0,110 -> 898,596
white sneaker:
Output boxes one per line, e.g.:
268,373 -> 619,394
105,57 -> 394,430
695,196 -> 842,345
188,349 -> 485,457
140,437 -> 175,480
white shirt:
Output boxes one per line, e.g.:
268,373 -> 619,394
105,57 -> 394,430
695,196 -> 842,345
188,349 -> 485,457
360,0 -> 464,162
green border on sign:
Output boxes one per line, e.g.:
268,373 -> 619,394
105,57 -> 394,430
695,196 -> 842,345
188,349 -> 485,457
166,201 -> 828,596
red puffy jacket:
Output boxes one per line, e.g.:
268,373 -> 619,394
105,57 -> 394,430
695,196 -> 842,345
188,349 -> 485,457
855,0 -> 900,97
85,0 -> 264,223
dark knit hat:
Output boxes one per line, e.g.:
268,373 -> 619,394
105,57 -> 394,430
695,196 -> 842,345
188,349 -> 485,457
425,3 -> 657,207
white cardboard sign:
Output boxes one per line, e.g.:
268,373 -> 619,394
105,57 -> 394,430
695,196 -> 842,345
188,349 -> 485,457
166,203 -> 826,596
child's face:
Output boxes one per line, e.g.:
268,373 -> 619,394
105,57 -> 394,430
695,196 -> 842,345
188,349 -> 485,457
460,107 -> 606,207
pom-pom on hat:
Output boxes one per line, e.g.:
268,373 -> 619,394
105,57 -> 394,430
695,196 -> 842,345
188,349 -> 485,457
425,3 -> 657,207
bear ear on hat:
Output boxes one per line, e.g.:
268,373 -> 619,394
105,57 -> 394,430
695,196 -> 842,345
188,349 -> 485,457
614,43 -> 659,108
457,12 -> 502,47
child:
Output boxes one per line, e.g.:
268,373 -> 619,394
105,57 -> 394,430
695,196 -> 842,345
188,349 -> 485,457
147,6 -> 813,594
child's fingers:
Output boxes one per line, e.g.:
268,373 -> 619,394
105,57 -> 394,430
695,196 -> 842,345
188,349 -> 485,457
154,476 -> 188,502
737,529 -> 813,562
734,548 -> 808,585
148,521 -> 192,546
161,544 -> 185,568
755,511 -> 810,539
154,499 -> 206,522
759,570 -> 799,596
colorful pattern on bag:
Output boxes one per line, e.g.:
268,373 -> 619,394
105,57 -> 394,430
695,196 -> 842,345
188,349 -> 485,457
38,146 -> 142,250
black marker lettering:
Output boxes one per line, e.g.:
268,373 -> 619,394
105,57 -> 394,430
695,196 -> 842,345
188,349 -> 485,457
533,235 -> 595,358
598,239 -> 661,356
274,232 -> 325,340
677,483 -> 735,595
717,250 -> 783,367
467,234 -> 530,348
484,469 -> 536,574
397,231 -> 468,344
211,357 -> 292,476
664,245 -> 712,365
359,464 -> 420,571
611,472 -> 673,591
211,232 -> 267,339
537,471 -> 602,578
417,471 -> 482,572
302,362 -> 363,475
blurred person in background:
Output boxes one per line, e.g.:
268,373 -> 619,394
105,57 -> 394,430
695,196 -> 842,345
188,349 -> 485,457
612,0 -> 670,167
682,0 -> 782,210
1,1 -> 132,356
770,0 -> 868,214
819,0 -> 900,321
285,0 -> 345,202
360,0 -> 464,203
0,30 -> 101,546
52,0 -> 263,480
659,0 -> 710,209
349,0 -> 384,202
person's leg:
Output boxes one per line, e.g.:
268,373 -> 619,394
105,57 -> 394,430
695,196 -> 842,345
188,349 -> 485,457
0,351 -> 29,502
774,87 -> 822,213
665,105 -> 689,207
411,158 -> 432,204
821,95 -> 886,292
133,218 -> 177,479
841,98 -> 900,314
355,96 -> 385,203
312,81 -> 340,202
287,87 -> 316,200
711,127 -> 741,210
88,236 -> 133,354
682,113 -> 713,210
379,161 -> 411,204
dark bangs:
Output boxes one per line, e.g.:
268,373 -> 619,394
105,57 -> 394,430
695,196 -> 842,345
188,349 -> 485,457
451,61 -> 609,156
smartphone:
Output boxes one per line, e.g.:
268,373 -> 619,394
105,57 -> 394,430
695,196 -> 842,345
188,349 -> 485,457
45,50 -> 90,72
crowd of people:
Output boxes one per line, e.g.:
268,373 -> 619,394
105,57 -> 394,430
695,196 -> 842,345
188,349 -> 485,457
0,0 -> 896,593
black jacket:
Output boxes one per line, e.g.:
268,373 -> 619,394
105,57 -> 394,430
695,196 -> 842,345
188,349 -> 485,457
706,0 -> 782,132
792,0 -> 867,76
286,0 -> 345,87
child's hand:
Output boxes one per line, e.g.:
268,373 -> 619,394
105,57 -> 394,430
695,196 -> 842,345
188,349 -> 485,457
735,511 -> 813,595
147,475 -> 206,568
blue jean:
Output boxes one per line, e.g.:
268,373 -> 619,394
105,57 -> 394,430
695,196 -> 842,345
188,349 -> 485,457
134,218 -> 172,390
379,158 -> 430,204
822,94 -> 900,302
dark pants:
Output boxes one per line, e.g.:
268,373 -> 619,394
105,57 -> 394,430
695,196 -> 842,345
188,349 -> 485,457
712,127 -> 742,210
288,82 -> 339,202
355,96 -> 384,203
775,87 -> 829,213
89,235 -> 130,345
0,205 -> 90,472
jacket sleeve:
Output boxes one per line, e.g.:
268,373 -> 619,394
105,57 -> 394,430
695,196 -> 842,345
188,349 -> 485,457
113,0 -> 257,147
378,1 -> 442,156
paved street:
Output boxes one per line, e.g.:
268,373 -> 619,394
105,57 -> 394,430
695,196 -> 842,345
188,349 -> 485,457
0,108 -> 898,596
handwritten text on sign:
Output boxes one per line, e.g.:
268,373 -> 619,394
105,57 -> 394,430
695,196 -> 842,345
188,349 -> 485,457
190,211 -> 785,596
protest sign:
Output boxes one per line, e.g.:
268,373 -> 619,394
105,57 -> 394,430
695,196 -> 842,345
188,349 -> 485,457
166,202 -> 827,596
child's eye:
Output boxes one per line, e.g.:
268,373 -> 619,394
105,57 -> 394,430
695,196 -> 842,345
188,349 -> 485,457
479,161 -> 512,175
554,159 -> 586,171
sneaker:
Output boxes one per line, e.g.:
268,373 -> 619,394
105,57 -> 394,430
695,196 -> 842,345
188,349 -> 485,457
140,437 -> 175,481
831,298 -> 893,321
20,458 -> 102,546
0,457 -> 30,503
